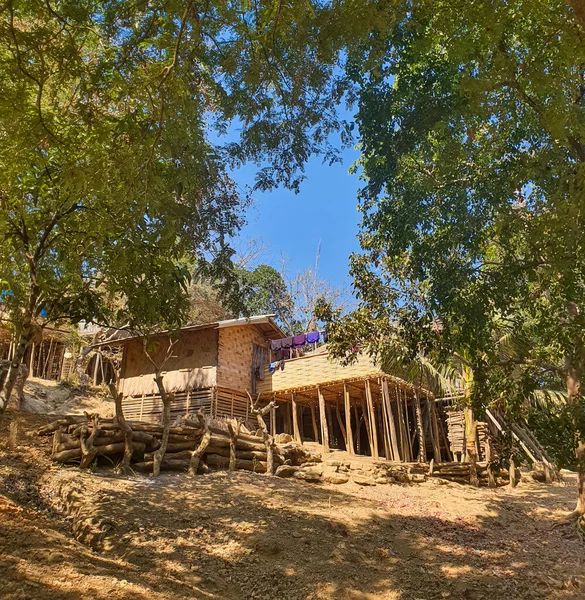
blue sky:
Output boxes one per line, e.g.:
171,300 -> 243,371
232,144 -> 363,293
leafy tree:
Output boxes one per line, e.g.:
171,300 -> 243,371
237,264 -> 293,324
0,0 -> 364,409
331,0 -> 585,514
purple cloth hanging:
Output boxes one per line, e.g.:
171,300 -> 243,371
293,333 -> 306,348
281,336 -> 294,349
306,331 -> 320,344
270,338 -> 283,351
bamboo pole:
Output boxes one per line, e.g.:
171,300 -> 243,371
365,380 -> 379,459
428,397 -> 442,462
414,390 -> 426,463
29,343 -> 35,375
335,400 -> 348,449
317,386 -> 330,452
402,388 -> 414,461
380,397 -> 392,460
353,404 -> 362,455
291,394 -> 301,444
383,379 -> 401,461
344,384 -> 354,455
270,403 -> 276,437
360,394 -> 373,456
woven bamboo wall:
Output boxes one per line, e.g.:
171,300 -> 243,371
120,328 -> 218,397
216,325 -> 268,392
255,351 -> 384,394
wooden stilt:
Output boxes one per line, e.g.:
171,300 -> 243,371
353,404 -> 362,455
29,343 -> 35,375
270,403 -> 276,437
310,403 -> 319,442
428,397 -> 442,462
361,394 -> 373,456
299,405 -> 305,441
93,353 -> 100,386
318,387 -> 330,452
344,385 -> 354,455
402,388 -> 414,461
380,397 -> 392,460
383,380 -> 401,461
414,390 -> 426,462
327,406 -> 336,447
365,380 -> 379,459
335,400 -> 348,450
291,394 -> 301,444
44,338 -> 54,379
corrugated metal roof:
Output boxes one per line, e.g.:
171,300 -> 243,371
90,314 -> 286,347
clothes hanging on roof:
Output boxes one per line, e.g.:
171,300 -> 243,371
270,338 -> 283,351
306,331 -> 320,344
281,336 -> 294,349
293,333 -> 306,348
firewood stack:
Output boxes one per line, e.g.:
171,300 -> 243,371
428,461 -> 508,485
37,413 -> 284,475
446,410 -> 465,457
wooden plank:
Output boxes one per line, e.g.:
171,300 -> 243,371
291,394 -> 301,444
317,386 -> 330,452
344,384 -> 354,455
365,380 -> 379,459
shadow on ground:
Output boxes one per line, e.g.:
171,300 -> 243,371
0,411 -> 583,600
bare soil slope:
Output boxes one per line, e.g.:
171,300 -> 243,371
0,410 -> 583,600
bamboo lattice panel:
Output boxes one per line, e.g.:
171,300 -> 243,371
122,389 -> 214,423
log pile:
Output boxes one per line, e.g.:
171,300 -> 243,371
37,413 -> 283,476
427,461 -> 508,486
446,410 -> 465,456
446,410 -> 491,461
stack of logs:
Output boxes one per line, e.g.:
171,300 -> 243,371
446,410 -> 490,461
37,413 -> 283,475
428,460 -> 508,486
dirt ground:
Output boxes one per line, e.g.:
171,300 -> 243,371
17,377 -> 115,417
1,409 -> 583,600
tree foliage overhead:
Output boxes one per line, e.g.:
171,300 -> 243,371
0,0 -> 377,406
319,0 -> 585,512
335,0 -> 585,387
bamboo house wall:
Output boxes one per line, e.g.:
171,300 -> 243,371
120,327 -> 219,397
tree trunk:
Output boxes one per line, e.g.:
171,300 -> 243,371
247,392 -> 277,475
566,360 -> 585,516
151,370 -> 173,477
227,421 -> 242,472
1,315 -> 35,412
110,384 -> 133,474
189,409 -> 211,476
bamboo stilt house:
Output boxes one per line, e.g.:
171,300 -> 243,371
98,315 -> 454,464
254,346 -> 451,463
